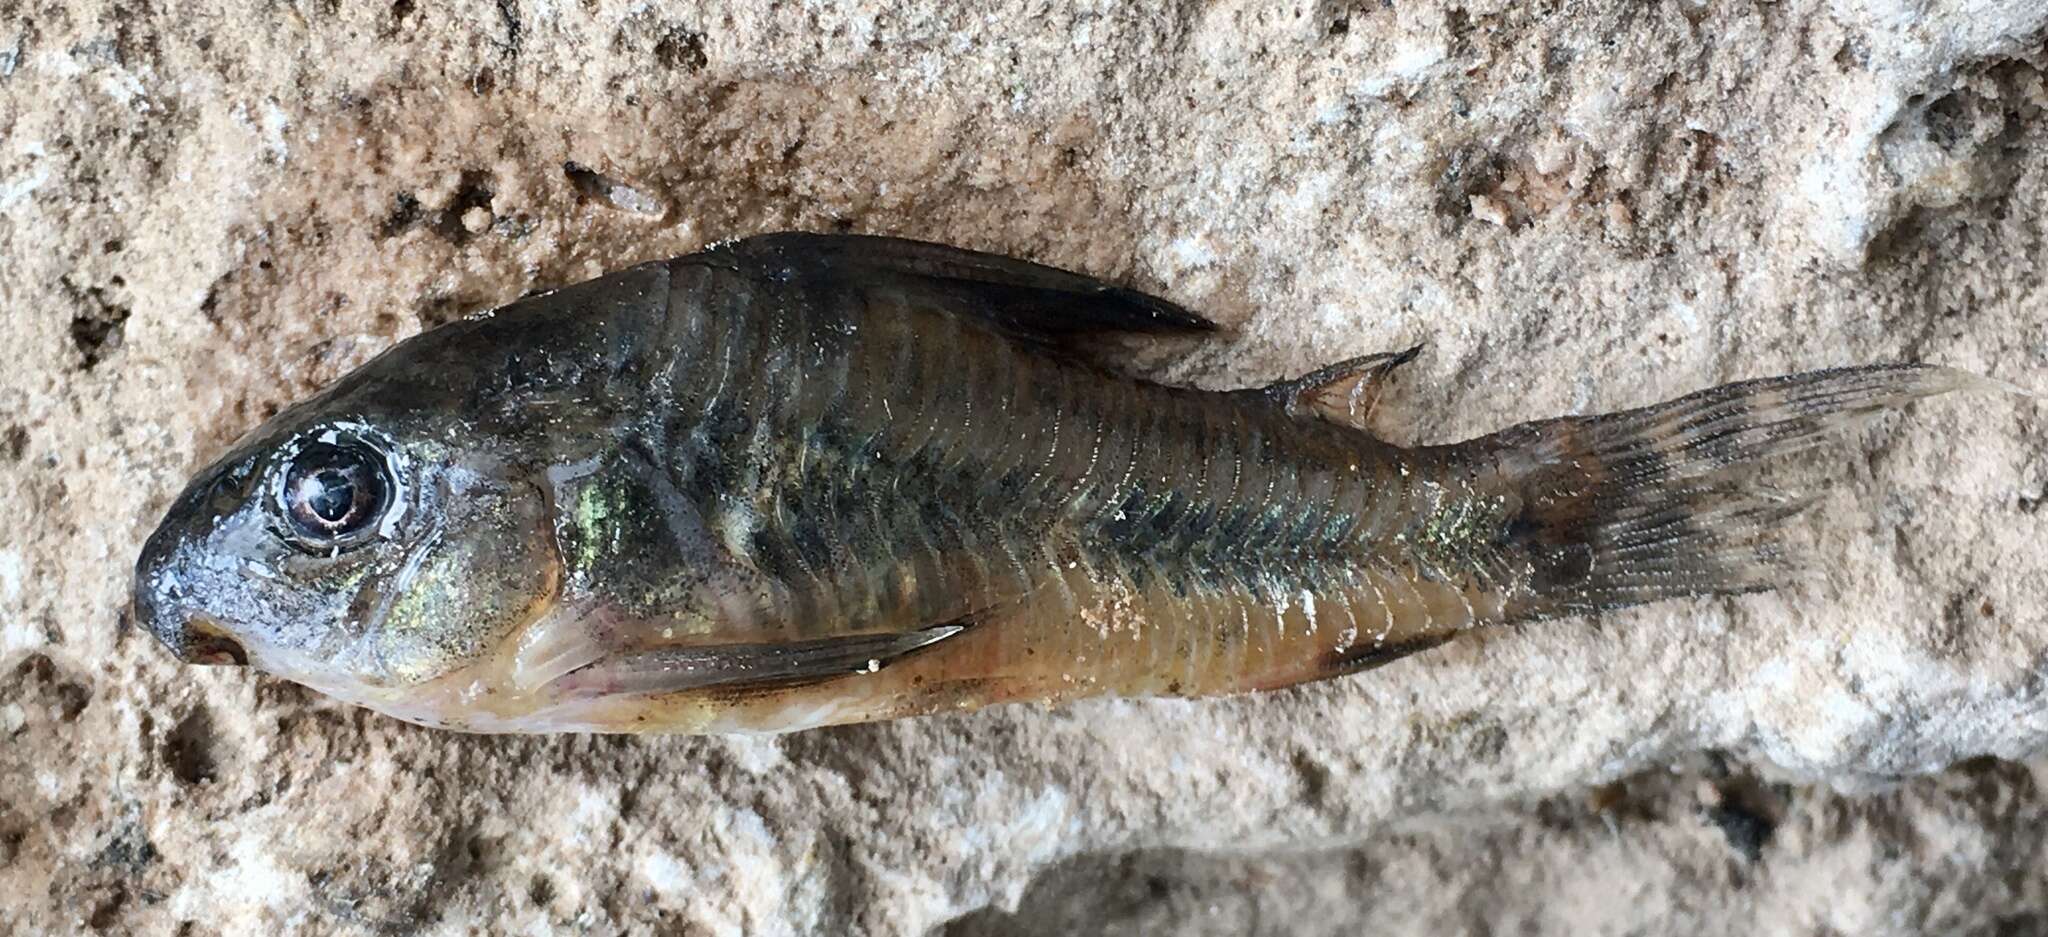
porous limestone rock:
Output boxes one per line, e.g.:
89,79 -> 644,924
2,2 -> 2045,934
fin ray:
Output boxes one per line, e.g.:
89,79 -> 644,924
1247,344 -> 1423,433
554,623 -> 968,698
1484,363 -> 1975,618
708,232 -> 1219,345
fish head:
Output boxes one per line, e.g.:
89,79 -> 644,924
131,352 -> 576,719
134,264 -> 715,729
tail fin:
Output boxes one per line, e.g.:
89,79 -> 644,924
1483,363 -> 1983,619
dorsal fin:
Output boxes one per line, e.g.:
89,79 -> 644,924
702,232 -> 1220,347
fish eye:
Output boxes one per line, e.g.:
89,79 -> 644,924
274,436 -> 397,551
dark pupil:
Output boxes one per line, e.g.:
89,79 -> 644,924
283,442 -> 388,542
306,469 -> 357,523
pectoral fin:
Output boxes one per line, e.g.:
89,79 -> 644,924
551,624 -> 968,698
707,232 -> 1219,345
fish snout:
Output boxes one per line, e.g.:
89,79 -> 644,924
133,526 -> 251,667
132,583 -> 249,668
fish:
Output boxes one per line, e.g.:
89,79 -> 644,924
132,232 -> 2001,734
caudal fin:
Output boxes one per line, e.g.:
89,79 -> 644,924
1483,363 -> 1983,619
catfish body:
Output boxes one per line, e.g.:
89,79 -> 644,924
132,234 -> 1973,733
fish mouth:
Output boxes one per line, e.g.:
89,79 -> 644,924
145,605 -> 252,666
182,616 -> 253,666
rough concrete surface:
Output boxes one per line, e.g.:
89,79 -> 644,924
3,1 -> 2047,934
